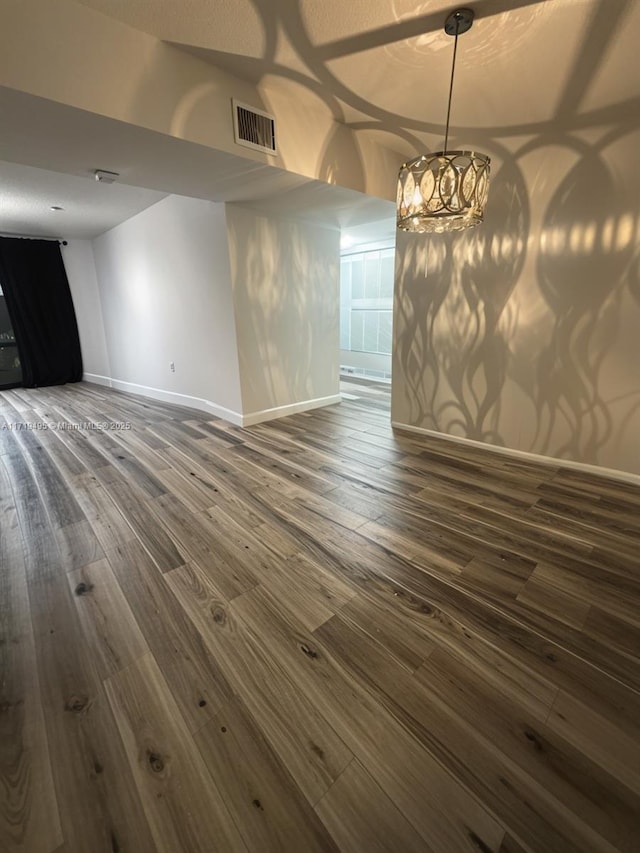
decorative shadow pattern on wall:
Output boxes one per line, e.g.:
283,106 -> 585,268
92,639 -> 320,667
393,155 -> 529,444
393,124 -> 640,474
225,205 -> 340,415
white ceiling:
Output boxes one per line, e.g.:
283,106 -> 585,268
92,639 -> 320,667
341,218 -> 397,249
0,160 -> 167,240
2,0 -> 638,243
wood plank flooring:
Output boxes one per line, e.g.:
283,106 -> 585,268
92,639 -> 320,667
1,377 -> 640,852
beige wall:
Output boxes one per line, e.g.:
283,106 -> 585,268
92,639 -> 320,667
0,0 -> 261,160
225,204 -> 340,420
0,0 -> 400,201
392,126 -> 640,476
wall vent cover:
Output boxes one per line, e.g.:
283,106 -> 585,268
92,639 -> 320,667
232,99 -> 277,155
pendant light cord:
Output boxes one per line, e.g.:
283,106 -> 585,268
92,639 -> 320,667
443,15 -> 461,154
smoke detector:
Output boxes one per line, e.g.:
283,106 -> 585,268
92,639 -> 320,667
94,169 -> 119,183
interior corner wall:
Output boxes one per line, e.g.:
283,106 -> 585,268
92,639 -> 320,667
392,127 -> 640,477
225,203 -> 341,423
91,194 -> 243,419
61,239 -> 111,381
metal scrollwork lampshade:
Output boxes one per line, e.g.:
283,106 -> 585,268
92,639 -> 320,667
397,150 -> 491,233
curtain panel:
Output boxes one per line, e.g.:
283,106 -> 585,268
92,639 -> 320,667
0,237 -> 82,387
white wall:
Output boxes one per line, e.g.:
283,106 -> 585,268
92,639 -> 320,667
92,195 -> 243,419
225,203 -> 341,422
392,126 -> 640,477
61,239 -> 110,380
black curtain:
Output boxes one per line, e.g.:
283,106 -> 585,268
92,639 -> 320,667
0,237 -> 83,387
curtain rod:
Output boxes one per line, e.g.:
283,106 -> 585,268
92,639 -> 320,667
0,231 -> 68,245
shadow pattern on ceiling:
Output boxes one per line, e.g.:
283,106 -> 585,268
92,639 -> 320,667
167,0 -> 640,154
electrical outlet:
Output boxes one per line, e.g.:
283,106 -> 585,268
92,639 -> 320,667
170,361 -> 175,373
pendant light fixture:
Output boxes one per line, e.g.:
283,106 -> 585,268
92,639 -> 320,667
397,8 -> 490,233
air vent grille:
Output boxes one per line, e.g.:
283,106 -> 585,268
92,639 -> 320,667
232,99 -> 276,155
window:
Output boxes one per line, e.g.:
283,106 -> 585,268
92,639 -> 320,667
0,284 -> 22,387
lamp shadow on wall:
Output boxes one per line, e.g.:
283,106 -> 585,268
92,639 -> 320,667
393,154 -> 529,443
225,209 -> 338,413
394,125 -> 640,468
317,121 -> 366,193
530,140 -> 640,462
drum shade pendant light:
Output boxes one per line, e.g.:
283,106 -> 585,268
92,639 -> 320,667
397,8 -> 490,233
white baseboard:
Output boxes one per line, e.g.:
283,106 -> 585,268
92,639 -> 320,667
391,420 -> 640,486
82,376 -> 340,428
241,394 -> 342,427
83,373 -> 113,388
105,379 -> 244,425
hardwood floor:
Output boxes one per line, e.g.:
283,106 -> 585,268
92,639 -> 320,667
1,377 -> 640,852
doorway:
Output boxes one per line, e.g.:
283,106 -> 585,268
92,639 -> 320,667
339,226 -> 395,384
